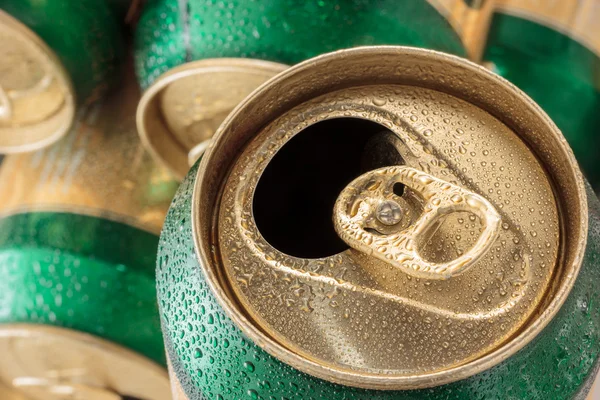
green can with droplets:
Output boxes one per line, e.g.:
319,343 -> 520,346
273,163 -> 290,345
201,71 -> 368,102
133,0 -> 495,88
157,47 -> 600,399
133,0 -> 494,180
0,76 -> 177,400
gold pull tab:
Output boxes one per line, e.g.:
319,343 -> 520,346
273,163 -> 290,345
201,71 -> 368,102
334,166 -> 501,280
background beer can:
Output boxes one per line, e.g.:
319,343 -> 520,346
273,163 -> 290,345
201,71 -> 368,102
0,68 -> 177,400
0,1 -> 125,153
157,47 -> 600,399
483,0 -> 600,192
134,0 -> 494,179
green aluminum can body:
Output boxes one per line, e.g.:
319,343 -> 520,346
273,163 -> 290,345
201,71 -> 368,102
0,0 -> 124,103
156,47 -> 600,400
483,1 -> 600,192
0,212 -> 164,364
134,0 -> 473,89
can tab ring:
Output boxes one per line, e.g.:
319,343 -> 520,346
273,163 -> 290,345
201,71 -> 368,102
333,166 -> 501,280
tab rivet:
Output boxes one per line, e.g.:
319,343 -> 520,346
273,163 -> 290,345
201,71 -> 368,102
376,200 -> 403,226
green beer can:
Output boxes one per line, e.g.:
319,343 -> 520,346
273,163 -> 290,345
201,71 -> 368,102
0,74 -> 177,400
135,0 -> 494,179
483,0 -> 600,192
0,1 -> 124,153
157,47 -> 600,400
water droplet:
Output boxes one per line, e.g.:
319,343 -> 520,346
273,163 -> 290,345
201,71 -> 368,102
194,348 -> 203,358
244,361 -> 255,372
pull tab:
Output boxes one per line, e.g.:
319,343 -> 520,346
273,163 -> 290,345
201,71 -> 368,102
333,166 -> 501,280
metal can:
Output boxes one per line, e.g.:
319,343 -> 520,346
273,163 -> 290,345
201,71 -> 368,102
157,46 -> 600,399
134,0 -> 494,179
0,1 -> 124,153
483,0 -> 600,192
0,73 -> 177,399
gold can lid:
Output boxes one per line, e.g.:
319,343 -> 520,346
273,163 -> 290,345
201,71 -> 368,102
193,47 -> 588,389
136,58 -> 287,180
0,325 -> 170,400
0,11 -> 75,154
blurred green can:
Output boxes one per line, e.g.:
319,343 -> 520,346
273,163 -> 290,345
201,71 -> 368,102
483,0 -> 600,192
0,75 -> 177,400
0,1 -> 124,153
135,0 -> 494,179
158,47 -> 600,400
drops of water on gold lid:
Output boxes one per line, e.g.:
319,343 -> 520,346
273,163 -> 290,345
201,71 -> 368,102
193,47 -> 586,390
218,82 -> 560,379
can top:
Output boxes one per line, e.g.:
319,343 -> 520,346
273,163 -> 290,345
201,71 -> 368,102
136,58 -> 287,180
193,47 -> 587,389
0,325 -> 170,400
0,11 -> 75,154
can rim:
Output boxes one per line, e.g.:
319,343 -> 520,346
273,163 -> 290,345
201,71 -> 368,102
136,58 -> 288,180
192,46 -> 588,390
0,11 -> 75,154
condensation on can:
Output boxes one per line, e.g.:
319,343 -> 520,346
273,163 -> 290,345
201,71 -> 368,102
157,46 -> 600,399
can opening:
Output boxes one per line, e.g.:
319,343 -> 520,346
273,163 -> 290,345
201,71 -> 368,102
253,118 -> 400,259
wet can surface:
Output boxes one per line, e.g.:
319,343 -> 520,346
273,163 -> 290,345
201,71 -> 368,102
135,0 -> 493,179
157,47 -> 600,399
0,1 -> 124,153
483,0 -> 600,192
0,73 -> 176,399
